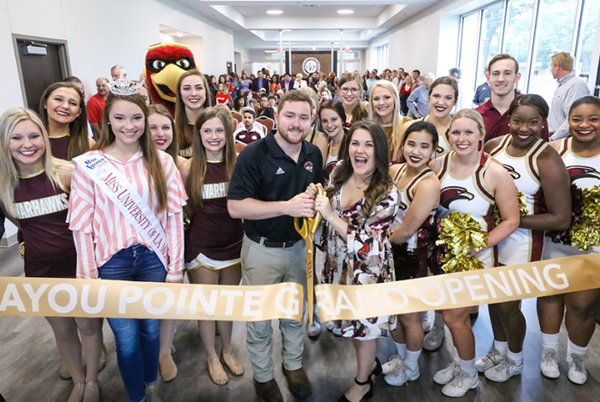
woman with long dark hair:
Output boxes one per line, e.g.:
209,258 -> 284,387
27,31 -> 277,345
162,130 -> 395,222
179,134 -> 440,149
39,82 -> 94,160
313,120 -> 400,402
384,121 -> 440,387
181,107 -> 244,385
174,70 -> 212,158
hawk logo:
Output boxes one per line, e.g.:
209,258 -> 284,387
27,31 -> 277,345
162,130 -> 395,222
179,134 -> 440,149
304,161 -> 314,172
567,165 -> 600,183
440,186 -> 475,209
502,164 -> 521,180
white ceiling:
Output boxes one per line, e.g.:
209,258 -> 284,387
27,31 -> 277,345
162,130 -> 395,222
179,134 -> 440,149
172,0 -> 443,50
233,4 -> 387,18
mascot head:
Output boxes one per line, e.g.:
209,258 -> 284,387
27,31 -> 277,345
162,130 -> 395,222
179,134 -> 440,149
144,43 -> 197,114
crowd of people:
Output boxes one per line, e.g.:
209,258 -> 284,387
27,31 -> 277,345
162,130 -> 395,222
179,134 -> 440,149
0,49 -> 597,402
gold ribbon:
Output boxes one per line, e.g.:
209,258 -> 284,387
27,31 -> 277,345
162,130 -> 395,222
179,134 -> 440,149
315,253 -> 600,322
0,278 -> 302,322
294,187 -> 324,324
3,254 -> 600,323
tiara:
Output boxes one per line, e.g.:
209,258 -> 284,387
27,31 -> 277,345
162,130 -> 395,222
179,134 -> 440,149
108,78 -> 145,96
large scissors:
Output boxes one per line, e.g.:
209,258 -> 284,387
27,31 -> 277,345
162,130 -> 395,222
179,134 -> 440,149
294,187 -> 324,325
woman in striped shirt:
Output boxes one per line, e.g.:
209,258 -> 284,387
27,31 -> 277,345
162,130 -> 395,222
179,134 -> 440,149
68,88 -> 186,402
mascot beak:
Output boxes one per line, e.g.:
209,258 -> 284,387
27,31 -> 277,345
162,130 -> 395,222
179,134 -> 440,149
150,63 -> 185,102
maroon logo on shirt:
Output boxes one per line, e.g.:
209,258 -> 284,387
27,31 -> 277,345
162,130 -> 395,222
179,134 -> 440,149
304,161 -> 314,172
502,164 -> 521,180
440,186 -> 474,209
567,165 -> 600,183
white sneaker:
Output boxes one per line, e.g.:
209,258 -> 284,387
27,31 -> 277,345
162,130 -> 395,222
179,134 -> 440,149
332,327 -> 342,337
423,325 -> 445,351
382,354 -> 403,375
441,369 -> 479,398
567,353 -> 587,385
540,348 -> 560,379
384,359 -> 420,386
421,310 -> 434,332
325,321 -> 335,331
484,356 -> 523,382
433,361 -> 460,385
475,346 -> 505,373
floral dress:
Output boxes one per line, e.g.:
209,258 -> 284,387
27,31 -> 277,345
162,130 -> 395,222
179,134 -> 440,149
321,184 -> 400,340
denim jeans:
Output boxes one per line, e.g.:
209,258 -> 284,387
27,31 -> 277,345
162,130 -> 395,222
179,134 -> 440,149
99,245 -> 167,402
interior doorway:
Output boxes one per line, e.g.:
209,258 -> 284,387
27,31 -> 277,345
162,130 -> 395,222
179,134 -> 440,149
13,35 -> 70,109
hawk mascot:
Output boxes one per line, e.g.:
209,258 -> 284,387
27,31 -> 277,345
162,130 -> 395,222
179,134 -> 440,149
144,42 -> 197,115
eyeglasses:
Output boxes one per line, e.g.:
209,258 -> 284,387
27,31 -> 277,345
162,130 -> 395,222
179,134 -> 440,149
340,87 -> 359,94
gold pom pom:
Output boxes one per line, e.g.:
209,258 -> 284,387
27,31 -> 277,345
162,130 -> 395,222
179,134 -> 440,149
570,185 -> 600,251
436,211 -> 489,273
494,190 -> 527,226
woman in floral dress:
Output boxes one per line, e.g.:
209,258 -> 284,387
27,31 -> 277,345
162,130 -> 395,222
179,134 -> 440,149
313,120 -> 399,402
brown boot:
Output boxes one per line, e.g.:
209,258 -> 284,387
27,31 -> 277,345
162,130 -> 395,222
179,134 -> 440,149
283,366 -> 312,397
254,378 -> 283,402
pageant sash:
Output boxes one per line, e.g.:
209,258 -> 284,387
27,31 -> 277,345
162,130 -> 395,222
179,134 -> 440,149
314,253 -> 600,322
0,278 -> 302,321
73,153 -> 169,268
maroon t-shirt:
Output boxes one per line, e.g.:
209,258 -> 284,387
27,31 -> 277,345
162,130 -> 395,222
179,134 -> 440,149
13,171 -> 76,278
49,135 -> 70,160
185,161 -> 243,262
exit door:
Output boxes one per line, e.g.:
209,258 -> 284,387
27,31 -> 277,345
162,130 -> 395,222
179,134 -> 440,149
14,37 -> 70,109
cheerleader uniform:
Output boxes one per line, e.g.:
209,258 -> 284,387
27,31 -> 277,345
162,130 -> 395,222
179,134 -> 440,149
323,142 -> 339,183
489,135 -> 548,264
543,138 -> 600,258
13,169 -> 75,278
49,133 -> 70,160
179,122 -> 194,158
185,160 -> 243,270
421,117 -> 452,157
391,164 -> 438,279
436,152 -> 496,268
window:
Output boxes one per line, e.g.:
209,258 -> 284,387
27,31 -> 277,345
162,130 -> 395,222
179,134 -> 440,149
576,0 -> 600,76
372,43 -> 389,72
502,0 -> 535,88
459,0 -> 598,103
476,3 -> 504,86
529,0 -> 578,101
458,12 -> 480,91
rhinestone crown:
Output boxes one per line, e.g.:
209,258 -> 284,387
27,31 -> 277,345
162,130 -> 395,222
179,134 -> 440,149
108,77 -> 145,96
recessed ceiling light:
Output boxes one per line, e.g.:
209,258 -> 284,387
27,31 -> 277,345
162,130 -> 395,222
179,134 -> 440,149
338,9 -> 354,14
267,10 -> 283,15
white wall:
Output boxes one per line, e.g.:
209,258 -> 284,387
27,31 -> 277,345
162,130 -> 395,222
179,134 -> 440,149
370,0 -> 470,77
0,0 -> 235,106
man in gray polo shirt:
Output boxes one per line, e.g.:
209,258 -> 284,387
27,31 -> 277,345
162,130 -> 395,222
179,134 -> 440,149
549,52 -> 590,141
228,90 -> 323,402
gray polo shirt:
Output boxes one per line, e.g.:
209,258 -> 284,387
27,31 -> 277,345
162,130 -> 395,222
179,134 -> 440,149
549,72 -> 590,141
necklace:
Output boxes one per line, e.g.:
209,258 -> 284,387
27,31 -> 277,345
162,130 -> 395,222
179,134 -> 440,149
353,175 -> 370,190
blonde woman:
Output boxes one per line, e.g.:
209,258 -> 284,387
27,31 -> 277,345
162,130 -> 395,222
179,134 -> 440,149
0,108 -> 102,402
368,80 -> 405,159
